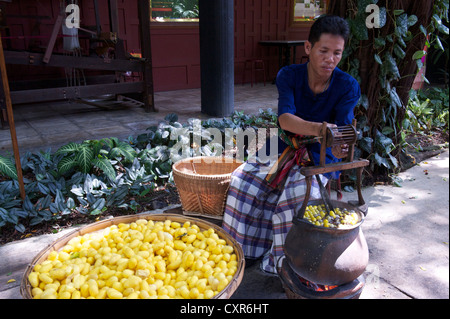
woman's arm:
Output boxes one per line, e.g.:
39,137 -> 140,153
280,113 -> 348,159
278,113 -> 323,137
278,113 -> 337,137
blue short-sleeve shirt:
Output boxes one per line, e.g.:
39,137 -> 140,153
276,63 -> 361,176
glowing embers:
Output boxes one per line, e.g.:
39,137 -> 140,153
278,258 -> 365,299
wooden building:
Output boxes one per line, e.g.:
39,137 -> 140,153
1,0 -> 322,103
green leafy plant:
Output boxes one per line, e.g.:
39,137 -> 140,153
406,95 -> 434,131
55,138 -> 136,180
2,111 -> 273,233
335,0 -> 449,183
231,108 -> 278,130
404,86 -> 449,136
70,174 -> 109,216
172,0 -> 199,18
0,155 -> 18,180
416,87 -> 449,129
343,6 -> 419,173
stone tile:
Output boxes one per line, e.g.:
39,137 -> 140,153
123,121 -> 160,134
0,85 -> 279,155
41,131 -> 93,148
28,119 -> 80,133
1,123 -> 36,140
49,101 -> 110,115
84,125 -> 137,140
70,117 -> 116,129
1,135 -> 46,156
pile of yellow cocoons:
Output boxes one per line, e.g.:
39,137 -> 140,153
303,205 -> 360,228
27,218 -> 238,299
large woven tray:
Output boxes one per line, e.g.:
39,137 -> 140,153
172,156 -> 243,220
20,213 -> 245,299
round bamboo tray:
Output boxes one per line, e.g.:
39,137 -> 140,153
172,156 -> 243,220
20,213 -> 245,299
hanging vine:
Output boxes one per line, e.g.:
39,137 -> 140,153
330,0 -> 449,183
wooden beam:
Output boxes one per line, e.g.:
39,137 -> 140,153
10,82 -> 145,105
9,74 -> 117,91
4,50 -> 144,72
93,0 -> 102,36
299,160 -> 370,177
138,0 -> 156,112
0,34 -> 26,199
108,0 -> 126,59
109,0 -> 120,35
43,13 -> 64,64
3,1 -> 154,113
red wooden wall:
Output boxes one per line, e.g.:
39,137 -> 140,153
151,25 -> 201,91
234,0 -> 309,82
1,0 -> 310,92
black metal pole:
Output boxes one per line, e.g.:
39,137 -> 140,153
199,0 -> 234,117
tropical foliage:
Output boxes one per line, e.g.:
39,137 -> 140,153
406,87 -> 449,133
332,0 -> 449,178
0,110 -> 277,234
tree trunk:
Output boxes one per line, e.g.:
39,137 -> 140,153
327,0 -> 435,180
329,0 -> 433,128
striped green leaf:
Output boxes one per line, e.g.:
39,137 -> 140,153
57,157 -> 78,174
0,156 -> 18,180
92,158 -> 116,180
55,142 -> 80,155
75,146 -> 94,173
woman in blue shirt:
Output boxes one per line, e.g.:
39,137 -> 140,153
277,17 -> 361,168
223,15 -> 361,274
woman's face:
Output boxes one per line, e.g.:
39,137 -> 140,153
304,33 -> 345,79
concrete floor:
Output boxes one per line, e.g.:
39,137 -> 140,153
1,83 -> 278,156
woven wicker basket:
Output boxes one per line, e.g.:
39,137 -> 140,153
21,213 -> 245,299
172,156 -> 243,220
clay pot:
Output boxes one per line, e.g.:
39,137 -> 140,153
284,200 -> 369,286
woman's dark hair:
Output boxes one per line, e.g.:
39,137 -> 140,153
308,15 -> 350,46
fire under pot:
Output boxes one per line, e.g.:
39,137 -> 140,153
278,257 -> 365,299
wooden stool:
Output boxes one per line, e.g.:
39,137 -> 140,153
242,59 -> 266,87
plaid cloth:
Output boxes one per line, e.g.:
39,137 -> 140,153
222,157 -> 326,274
264,130 -> 319,188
